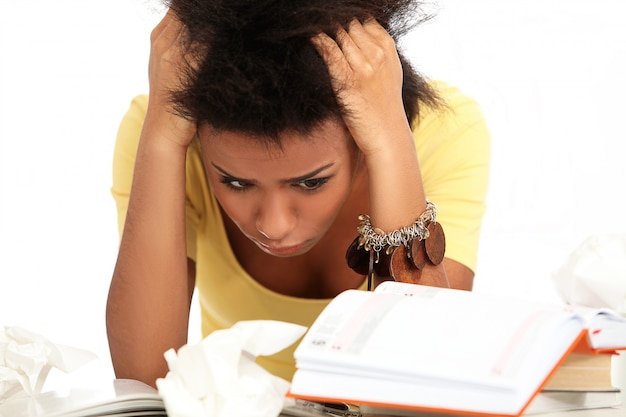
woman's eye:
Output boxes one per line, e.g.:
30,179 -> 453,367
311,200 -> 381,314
296,178 -> 329,191
220,177 -> 250,190
229,180 -> 248,189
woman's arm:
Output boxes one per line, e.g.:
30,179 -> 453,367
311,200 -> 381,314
313,19 -> 453,288
106,11 -> 197,387
314,20 -> 425,227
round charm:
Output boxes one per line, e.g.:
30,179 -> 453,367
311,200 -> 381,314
410,238 -> 427,270
424,222 -> 446,265
345,236 -> 370,275
390,244 -> 422,284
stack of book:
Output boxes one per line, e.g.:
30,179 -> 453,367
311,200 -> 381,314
545,353 -> 614,391
528,353 -> 621,414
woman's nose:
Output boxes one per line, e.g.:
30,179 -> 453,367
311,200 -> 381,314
255,192 -> 296,241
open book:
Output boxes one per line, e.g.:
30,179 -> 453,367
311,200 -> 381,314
288,281 -> 626,417
0,379 -> 165,417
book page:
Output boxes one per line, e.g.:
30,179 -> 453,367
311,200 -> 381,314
0,380 -> 164,417
567,305 -> 626,349
295,283 -> 584,390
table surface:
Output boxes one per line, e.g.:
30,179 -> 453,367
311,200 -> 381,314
524,407 -> 624,417
354,407 -> 626,416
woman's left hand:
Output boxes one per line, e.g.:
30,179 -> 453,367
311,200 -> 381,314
312,19 -> 411,158
314,19 -> 454,289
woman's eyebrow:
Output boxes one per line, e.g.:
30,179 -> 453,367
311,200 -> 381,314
285,162 -> 335,183
211,163 -> 254,183
210,162 -> 335,183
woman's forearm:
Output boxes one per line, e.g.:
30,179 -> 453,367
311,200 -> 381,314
364,126 -> 427,230
106,133 -> 192,387
366,128 -> 451,288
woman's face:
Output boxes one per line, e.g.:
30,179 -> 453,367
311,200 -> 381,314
199,120 -> 361,257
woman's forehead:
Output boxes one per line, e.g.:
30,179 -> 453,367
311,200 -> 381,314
199,118 -> 347,141
199,121 -> 356,176
199,120 -> 351,155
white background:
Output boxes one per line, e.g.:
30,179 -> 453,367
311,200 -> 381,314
1,0 -> 625,389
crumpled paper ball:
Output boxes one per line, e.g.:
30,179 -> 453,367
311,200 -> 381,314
157,320 -> 307,417
0,326 -> 97,404
552,233 -> 626,313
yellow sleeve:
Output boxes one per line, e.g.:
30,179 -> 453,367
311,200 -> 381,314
414,82 -> 491,273
110,95 -> 201,261
110,95 -> 146,239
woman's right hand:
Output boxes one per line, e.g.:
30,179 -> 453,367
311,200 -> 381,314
144,10 -> 197,148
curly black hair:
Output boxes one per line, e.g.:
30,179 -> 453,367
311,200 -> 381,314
165,0 -> 441,141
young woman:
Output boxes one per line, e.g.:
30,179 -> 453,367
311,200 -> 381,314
106,0 -> 490,387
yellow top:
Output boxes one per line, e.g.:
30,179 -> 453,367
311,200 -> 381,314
111,81 -> 491,381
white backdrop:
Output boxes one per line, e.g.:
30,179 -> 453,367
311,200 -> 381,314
1,0 -> 625,388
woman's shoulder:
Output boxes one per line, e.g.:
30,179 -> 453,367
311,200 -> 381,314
427,80 -> 485,121
124,94 -> 149,127
128,94 -> 149,113
415,81 -> 490,145
412,80 -> 491,178
115,95 -> 149,148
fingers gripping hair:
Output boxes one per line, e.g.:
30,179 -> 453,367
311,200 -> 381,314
163,0 -> 441,141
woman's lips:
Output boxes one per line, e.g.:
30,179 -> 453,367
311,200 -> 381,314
254,239 -> 307,256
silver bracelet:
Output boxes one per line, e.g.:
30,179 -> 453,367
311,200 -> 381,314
356,200 -> 437,253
